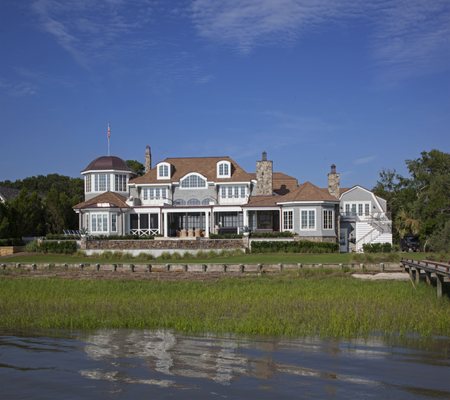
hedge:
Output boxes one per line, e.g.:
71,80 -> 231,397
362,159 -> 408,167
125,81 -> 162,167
362,243 -> 393,253
251,240 -> 338,253
27,240 -> 78,254
0,238 -> 25,246
210,233 -> 243,239
250,231 -> 294,238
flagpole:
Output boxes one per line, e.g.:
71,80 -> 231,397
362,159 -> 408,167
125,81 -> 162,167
107,122 -> 111,156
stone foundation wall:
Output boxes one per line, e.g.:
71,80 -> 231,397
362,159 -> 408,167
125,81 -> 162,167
85,239 -> 245,250
294,236 -> 337,243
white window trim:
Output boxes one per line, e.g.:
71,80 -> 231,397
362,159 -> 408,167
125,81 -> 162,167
300,208 -> 316,231
342,201 -> 372,216
282,209 -> 294,231
323,209 -> 334,230
157,162 -> 171,180
179,172 -> 208,190
90,212 -> 109,233
217,160 -> 231,178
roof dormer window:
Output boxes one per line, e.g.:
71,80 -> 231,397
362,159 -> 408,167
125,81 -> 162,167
217,160 -> 231,178
157,162 -> 171,180
180,173 -> 207,189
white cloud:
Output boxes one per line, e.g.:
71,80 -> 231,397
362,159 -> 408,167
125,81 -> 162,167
371,0 -> 450,81
190,0 -> 361,53
354,155 -> 376,165
0,79 -> 37,97
190,0 -> 450,80
32,0 -> 156,68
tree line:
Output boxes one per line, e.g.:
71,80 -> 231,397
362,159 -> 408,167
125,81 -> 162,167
373,149 -> 449,252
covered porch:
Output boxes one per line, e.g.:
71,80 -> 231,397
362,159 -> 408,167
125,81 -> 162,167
244,208 -> 281,232
162,207 -> 212,238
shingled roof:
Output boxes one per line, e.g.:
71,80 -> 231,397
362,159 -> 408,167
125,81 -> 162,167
277,181 -> 339,203
73,192 -> 129,209
82,156 -> 132,173
130,156 -> 253,184
243,195 -> 280,207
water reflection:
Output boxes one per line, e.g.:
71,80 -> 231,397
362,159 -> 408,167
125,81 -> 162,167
1,330 -> 449,399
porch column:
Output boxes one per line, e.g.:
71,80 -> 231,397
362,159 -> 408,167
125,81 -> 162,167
243,209 -> 249,228
163,211 -> 168,238
78,212 -> 82,230
205,210 -> 210,238
158,211 -> 161,235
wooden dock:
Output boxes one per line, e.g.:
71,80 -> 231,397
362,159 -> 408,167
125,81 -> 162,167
401,259 -> 450,297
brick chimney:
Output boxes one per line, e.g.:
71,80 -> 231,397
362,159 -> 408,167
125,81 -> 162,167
327,164 -> 340,198
254,151 -> 273,196
145,145 -> 151,173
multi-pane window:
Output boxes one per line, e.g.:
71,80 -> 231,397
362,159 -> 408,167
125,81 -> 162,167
115,174 -> 127,191
217,161 -> 230,177
91,213 -> 108,232
283,210 -> 293,231
111,213 -> 117,232
180,174 -> 207,188
85,175 -> 91,192
158,164 -> 169,178
94,174 -> 109,192
220,185 -> 246,199
323,209 -> 333,230
300,209 -> 316,230
343,202 -> 372,216
187,198 -> 200,205
142,187 -> 167,200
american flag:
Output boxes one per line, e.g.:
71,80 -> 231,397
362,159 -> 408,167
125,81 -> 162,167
107,123 -> 111,139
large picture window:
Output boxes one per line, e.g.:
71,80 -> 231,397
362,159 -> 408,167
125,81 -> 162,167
300,209 -> 316,230
283,210 -> 293,231
91,213 -> 108,233
180,174 -> 207,188
94,174 -> 110,192
323,209 -> 333,230
142,187 -> 167,200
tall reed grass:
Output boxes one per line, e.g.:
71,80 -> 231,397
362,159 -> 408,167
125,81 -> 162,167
0,273 -> 448,338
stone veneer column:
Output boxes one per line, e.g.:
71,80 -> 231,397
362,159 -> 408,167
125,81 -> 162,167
254,151 -> 273,196
327,164 -> 340,198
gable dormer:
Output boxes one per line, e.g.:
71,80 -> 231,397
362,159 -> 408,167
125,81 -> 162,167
157,162 -> 171,180
217,160 -> 231,179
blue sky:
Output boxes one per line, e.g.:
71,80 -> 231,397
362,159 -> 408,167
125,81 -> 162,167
0,0 -> 449,189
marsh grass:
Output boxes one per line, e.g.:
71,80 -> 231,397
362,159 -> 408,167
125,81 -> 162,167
0,272 -> 449,338
1,251 -> 443,265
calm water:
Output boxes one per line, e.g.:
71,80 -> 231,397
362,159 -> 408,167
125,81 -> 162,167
0,329 -> 449,399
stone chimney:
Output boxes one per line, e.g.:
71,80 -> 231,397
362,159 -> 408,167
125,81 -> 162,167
254,151 -> 273,196
327,164 -> 340,198
145,145 -> 151,173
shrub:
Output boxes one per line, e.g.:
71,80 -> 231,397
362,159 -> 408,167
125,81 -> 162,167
251,240 -> 338,253
362,243 -> 392,253
0,238 -> 25,246
250,231 -> 294,238
209,233 -> 243,239
46,234 -> 79,240
31,240 -> 77,254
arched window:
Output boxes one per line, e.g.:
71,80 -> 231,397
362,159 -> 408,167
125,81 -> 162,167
180,173 -> 207,189
217,160 -> 231,178
187,198 -> 200,206
202,198 -> 214,205
174,199 -> 186,206
157,162 -> 171,179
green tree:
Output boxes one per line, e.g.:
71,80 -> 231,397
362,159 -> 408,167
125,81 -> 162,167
10,190 -> 46,237
126,160 -> 145,176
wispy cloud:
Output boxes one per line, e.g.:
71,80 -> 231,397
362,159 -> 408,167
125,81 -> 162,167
371,0 -> 450,81
0,79 -> 37,97
190,0 -> 361,53
354,155 -> 376,165
32,0 -> 156,68
190,0 -> 450,80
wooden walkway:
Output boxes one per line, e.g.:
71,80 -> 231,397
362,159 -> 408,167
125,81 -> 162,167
401,259 -> 450,297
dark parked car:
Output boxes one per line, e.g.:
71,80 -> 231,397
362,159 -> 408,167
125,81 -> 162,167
400,235 -> 420,252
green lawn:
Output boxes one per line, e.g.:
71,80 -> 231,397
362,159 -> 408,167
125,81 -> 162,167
0,272 -> 448,338
0,251 -> 444,265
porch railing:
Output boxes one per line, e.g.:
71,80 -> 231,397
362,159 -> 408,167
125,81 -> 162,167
130,228 -> 160,237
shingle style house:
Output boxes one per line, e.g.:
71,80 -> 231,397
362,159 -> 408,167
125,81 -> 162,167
73,148 -> 392,251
